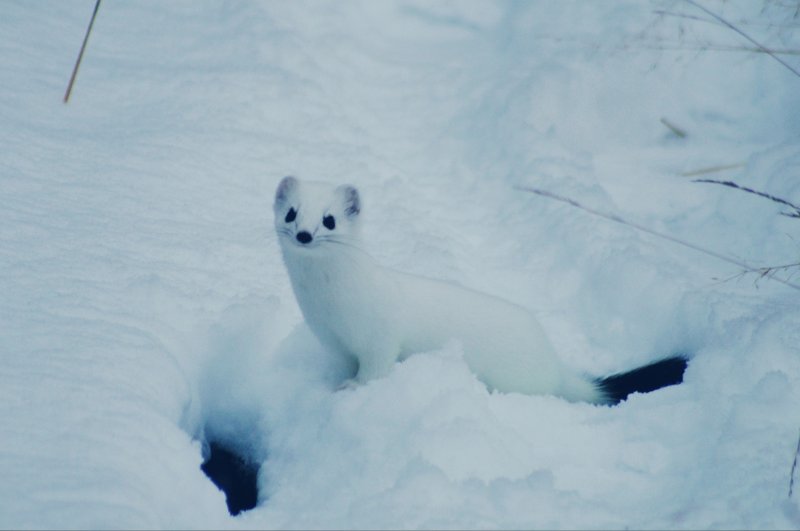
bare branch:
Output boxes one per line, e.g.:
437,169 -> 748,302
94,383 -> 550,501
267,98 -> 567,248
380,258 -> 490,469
683,0 -> 800,79
620,42 -> 800,56
693,179 -> 800,218
790,428 -> 800,498
516,186 -> 800,293
653,9 -> 716,26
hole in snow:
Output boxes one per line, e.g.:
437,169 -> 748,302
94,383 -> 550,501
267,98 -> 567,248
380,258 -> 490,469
201,441 -> 260,516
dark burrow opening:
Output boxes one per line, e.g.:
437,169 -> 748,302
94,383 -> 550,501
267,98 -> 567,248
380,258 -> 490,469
201,441 -> 260,516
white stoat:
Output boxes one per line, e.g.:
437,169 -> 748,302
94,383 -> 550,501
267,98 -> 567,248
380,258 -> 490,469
273,176 -> 687,405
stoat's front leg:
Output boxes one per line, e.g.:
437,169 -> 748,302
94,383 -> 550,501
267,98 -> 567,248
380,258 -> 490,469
353,347 -> 399,384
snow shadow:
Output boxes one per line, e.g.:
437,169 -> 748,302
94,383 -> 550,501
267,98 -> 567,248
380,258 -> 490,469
201,441 -> 260,516
195,299 -> 280,516
193,294 -> 356,517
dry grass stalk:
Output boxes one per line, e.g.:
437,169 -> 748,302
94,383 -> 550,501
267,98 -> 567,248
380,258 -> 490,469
64,0 -> 102,104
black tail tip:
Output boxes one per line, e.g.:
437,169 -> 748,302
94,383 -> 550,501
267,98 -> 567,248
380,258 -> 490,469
597,355 -> 689,405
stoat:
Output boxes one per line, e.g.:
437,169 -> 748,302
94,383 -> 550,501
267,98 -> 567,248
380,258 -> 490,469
273,176 -> 686,404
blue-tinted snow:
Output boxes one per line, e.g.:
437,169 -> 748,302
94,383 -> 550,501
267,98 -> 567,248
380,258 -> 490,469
1,1 -> 799,528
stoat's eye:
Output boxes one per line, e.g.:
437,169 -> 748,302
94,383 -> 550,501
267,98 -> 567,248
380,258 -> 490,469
322,214 -> 336,230
285,207 -> 297,223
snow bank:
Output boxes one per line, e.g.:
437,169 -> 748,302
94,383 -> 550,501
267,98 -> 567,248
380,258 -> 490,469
1,1 -> 799,528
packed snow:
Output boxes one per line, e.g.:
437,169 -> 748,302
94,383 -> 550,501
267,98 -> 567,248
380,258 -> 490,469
1,1 -> 799,529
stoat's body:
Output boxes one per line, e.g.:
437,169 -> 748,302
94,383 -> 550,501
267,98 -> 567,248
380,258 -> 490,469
274,177 -> 686,404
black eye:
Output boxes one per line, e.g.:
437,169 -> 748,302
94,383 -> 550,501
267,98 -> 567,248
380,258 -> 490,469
285,207 -> 297,223
322,214 -> 336,230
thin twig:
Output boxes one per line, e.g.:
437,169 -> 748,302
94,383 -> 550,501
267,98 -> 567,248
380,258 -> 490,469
64,0 -> 102,104
790,428 -> 800,498
516,186 -> 800,293
723,261 -> 800,289
654,9 -> 718,26
684,0 -> 800,79
654,8 -> 800,33
621,43 -> 800,56
760,261 -> 800,277
694,179 -> 800,218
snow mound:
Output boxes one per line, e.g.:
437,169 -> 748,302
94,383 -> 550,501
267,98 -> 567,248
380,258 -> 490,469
1,1 -> 799,528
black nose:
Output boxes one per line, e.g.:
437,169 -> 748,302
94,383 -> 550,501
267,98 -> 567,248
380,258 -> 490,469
296,231 -> 313,244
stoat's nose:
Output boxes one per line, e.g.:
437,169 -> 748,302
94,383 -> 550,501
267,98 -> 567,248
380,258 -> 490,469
296,231 -> 313,244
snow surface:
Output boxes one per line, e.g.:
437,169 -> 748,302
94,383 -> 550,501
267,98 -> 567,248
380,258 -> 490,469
2,0 -> 800,528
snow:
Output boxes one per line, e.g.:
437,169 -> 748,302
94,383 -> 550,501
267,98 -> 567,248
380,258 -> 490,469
1,0 -> 799,528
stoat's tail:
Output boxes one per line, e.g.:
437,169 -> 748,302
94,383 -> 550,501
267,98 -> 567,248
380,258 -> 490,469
595,356 -> 689,405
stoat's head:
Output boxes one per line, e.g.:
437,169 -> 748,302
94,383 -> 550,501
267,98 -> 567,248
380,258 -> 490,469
273,176 -> 361,252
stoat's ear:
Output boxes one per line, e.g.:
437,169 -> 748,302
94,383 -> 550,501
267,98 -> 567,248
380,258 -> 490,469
275,176 -> 298,206
336,184 -> 360,219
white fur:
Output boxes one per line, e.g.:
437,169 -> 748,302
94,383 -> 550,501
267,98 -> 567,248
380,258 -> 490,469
274,177 -> 607,403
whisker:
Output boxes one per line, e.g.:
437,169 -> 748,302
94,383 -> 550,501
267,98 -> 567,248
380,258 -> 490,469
273,228 -> 368,255
317,235 -> 367,254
